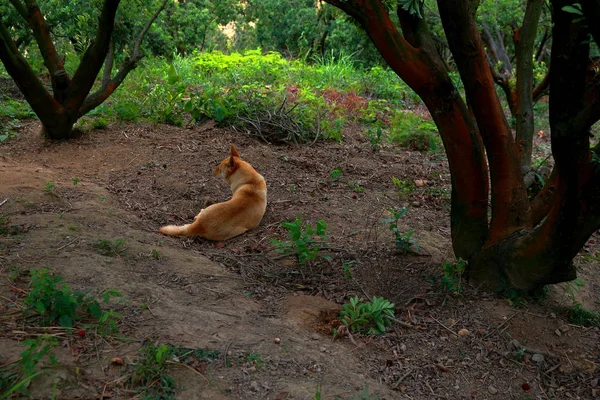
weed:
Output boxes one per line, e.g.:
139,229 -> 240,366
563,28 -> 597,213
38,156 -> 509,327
440,259 -> 467,294
0,215 -> 20,235
349,386 -> 379,400
0,335 -> 58,398
247,352 -> 264,369
115,102 -> 141,121
330,168 -> 343,180
337,296 -> 395,335
390,110 -> 440,151
271,217 -> 331,266
130,343 -> 219,398
365,127 -> 384,152
559,302 -> 600,326
44,181 -> 56,193
150,249 -> 160,259
72,177 -> 79,186
91,116 -> 109,129
342,260 -> 358,280
348,182 -> 365,193
391,176 -> 416,199
24,268 -> 122,330
131,342 -> 177,399
95,238 -> 126,257
384,207 -> 419,253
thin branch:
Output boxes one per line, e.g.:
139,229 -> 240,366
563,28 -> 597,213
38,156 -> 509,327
515,0 -> 544,168
438,0 -> 530,242
102,39 -> 114,85
532,64 -> 550,101
132,0 -> 169,59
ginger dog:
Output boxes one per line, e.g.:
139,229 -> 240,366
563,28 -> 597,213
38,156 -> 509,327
159,145 -> 267,240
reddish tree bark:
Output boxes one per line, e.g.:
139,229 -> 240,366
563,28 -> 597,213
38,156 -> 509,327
0,0 -> 168,140
325,0 -> 600,291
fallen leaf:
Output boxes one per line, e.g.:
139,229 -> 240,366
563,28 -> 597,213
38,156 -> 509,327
111,357 -> 124,366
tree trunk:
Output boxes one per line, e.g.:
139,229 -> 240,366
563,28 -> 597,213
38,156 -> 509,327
325,0 -> 600,292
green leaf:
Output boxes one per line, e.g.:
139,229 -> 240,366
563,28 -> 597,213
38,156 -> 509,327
562,5 -> 583,15
88,302 -> 103,319
59,315 -> 73,328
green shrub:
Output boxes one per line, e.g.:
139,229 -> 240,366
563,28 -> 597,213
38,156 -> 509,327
384,207 -> 419,253
390,110 -> 440,151
115,102 -> 141,121
24,268 -> 122,330
271,217 -> 331,266
337,296 -> 395,335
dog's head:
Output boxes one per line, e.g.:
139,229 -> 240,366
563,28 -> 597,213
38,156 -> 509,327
213,145 -> 241,179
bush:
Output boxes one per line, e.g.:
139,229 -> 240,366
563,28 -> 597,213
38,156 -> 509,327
390,110 -> 440,151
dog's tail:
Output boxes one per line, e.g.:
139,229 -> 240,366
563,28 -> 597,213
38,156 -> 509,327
159,221 -> 204,237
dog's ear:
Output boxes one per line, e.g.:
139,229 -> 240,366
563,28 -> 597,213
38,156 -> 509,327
230,145 -> 240,159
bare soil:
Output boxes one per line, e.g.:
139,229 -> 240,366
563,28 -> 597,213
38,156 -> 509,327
0,120 -> 599,400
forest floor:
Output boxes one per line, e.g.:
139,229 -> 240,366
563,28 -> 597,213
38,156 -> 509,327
0,118 -> 599,400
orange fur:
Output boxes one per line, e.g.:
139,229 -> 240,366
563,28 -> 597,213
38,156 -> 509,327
159,145 -> 267,241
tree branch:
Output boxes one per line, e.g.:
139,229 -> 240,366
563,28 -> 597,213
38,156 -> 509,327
0,20 -> 62,125
438,0 -> 530,243
515,0 -> 544,168
532,64 -> 550,101
18,0 -> 64,75
80,0 -> 169,115
64,0 -> 121,115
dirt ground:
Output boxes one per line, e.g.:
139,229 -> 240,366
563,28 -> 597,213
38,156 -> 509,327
0,119 -> 599,400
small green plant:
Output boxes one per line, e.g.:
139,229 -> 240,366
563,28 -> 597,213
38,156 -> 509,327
131,342 -> 177,398
72,177 -> 79,186
44,181 -> 56,193
91,116 -> 109,129
330,168 -> 343,180
440,258 -> 467,294
342,260 -> 358,280
95,238 -> 126,256
391,176 -> 416,199
150,249 -> 160,259
349,386 -> 379,400
348,182 -> 365,193
24,268 -> 122,330
247,352 -> 264,369
114,102 -> 141,121
130,343 -> 219,398
365,127 -> 384,152
560,302 -> 600,326
390,110 -> 440,151
384,207 -> 419,253
271,217 -> 331,266
0,335 -> 58,398
0,215 -> 20,235
337,296 -> 395,335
